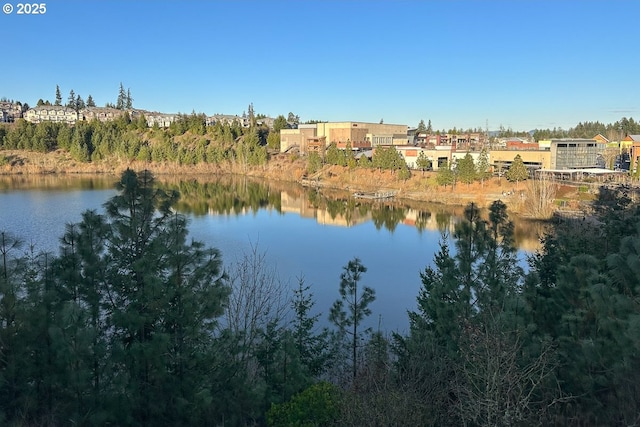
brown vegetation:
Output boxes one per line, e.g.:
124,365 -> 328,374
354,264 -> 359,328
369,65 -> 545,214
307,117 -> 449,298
0,149 -> 590,217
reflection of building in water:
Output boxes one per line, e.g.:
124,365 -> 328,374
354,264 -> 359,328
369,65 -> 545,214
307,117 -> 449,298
281,192 -> 371,227
402,208 -> 457,231
281,191 -> 543,250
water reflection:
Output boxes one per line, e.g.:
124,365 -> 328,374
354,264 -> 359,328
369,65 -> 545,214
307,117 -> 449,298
154,175 -> 547,251
0,173 -> 547,251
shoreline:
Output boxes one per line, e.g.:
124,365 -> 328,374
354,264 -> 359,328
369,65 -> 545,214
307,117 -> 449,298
0,149 -> 591,215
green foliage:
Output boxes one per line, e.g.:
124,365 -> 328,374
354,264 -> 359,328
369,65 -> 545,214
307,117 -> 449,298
273,115 -> 288,133
0,170 -> 231,425
416,151 -> 431,173
476,147 -> 491,182
329,258 -> 376,381
54,84 -> 62,106
234,129 -> 268,168
324,142 -> 342,166
372,146 -> 408,174
457,152 -> 476,185
267,131 -> 280,150
307,151 -> 322,175
505,154 -> 528,183
436,161 -> 454,187
267,382 -> 341,427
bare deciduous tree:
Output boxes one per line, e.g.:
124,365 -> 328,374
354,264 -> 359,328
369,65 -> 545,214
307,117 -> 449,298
523,175 -> 558,219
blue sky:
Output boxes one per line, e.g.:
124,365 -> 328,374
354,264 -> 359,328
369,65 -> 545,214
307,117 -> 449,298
1,0 -> 638,131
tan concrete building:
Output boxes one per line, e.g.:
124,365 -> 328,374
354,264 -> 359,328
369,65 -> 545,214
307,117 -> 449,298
280,124 -> 319,153
396,145 -> 453,170
280,121 -> 407,154
490,149 -> 551,171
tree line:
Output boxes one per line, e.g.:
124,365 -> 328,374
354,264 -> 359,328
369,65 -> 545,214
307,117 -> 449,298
2,170 -> 640,425
0,113 -> 269,167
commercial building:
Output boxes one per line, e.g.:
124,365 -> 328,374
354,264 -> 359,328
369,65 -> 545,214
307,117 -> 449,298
280,121 -> 407,154
550,138 -> 605,169
626,135 -> 640,173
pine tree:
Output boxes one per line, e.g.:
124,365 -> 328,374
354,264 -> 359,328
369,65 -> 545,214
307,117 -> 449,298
75,94 -> 85,111
436,160 -> 454,187
55,85 -> 62,106
476,147 -> 491,185
67,90 -> 75,108
329,257 -> 375,381
102,169 -> 229,425
416,151 -> 431,174
505,154 -> 528,186
125,89 -> 133,109
457,152 -> 477,185
116,83 -> 126,110
86,95 -> 96,108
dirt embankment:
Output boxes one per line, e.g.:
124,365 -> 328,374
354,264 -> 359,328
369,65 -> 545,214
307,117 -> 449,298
0,149 -> 585,212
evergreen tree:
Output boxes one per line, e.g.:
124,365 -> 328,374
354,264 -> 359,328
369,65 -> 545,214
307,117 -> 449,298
505,154 -> 528,186
55,85 -> 62,106
329,258 -> 376,381
307,151 -> 322,174
416,151 -> 431,174
417,120 -> 427,133
457,152 -> 477,185
75,94 -> 85,111
273,115 -> 287,133
476,147 -> 491,184
116,83 -> 126,110
126,89 -> 133,109
291,277 -> 331,378
436,161 -> 454,187
67,89 -> 75,108
86,94 -> 96,107
102,169 -> 229,425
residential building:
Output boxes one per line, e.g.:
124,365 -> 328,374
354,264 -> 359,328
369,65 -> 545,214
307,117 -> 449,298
80,107 -> 126,122
139,111 -> 178,128
24,105 -> 78,125
0,101 -> 22,122
207,114 -> 244,127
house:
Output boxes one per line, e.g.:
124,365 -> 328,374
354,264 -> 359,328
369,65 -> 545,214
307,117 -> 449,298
207,114 -> 244,127
0,101 -> 23,122
24,105 -> 78,125
80,107 -> 126,122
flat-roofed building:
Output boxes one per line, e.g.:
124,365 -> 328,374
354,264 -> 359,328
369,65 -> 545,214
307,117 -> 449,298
396,145 -> 453,170
280,121 -> 407,154
551,138 -> 605,169
490,149 -> 551,172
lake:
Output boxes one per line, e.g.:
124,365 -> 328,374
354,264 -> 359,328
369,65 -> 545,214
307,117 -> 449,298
0,174 -> 545,333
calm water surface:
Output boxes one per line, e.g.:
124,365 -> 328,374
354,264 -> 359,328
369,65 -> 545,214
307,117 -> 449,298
0,175 -> 543,333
